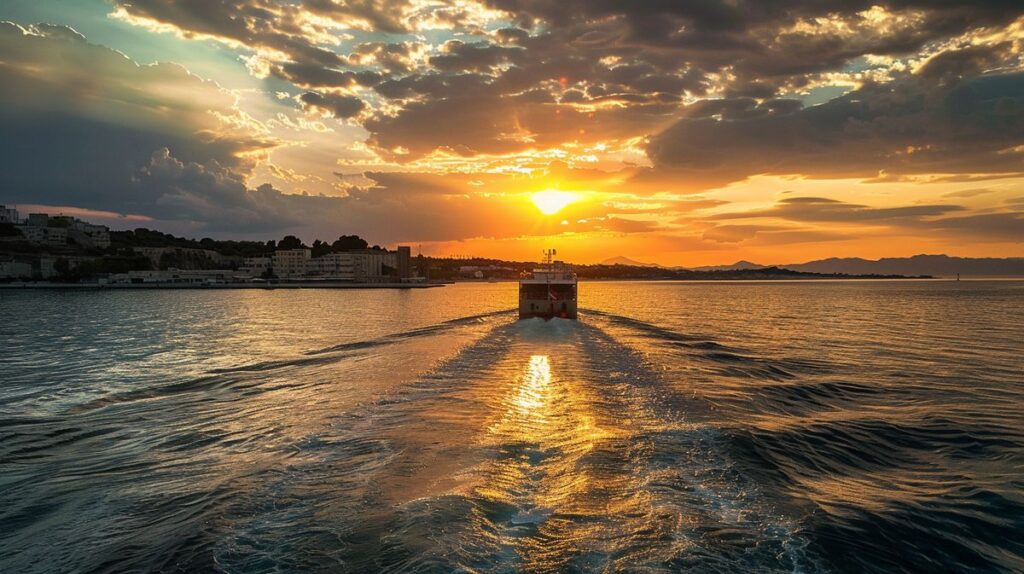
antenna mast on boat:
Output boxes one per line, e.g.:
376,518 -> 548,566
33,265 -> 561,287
543,248 -> 556,270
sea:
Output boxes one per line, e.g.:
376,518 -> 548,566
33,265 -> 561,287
0,280 -> 1022,573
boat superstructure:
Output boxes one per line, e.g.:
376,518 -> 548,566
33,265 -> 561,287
519,249 -> 577,319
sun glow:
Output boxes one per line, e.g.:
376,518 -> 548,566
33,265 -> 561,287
531,190 -> 578,215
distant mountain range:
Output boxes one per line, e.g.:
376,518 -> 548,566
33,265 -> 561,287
609,254 -> 1024,277
691,260 -> 765,272
600,256 -> 661,267
781,255 -> 1024,277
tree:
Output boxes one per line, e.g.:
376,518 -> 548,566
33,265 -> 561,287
278,235 -> 305,250
54,258 -> 74,282
331,235 -> 368,252
312,239 -> 333,257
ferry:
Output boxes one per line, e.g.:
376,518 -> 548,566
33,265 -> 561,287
519,249 -> 578,319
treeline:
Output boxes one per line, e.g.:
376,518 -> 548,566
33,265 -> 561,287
109,230 -> 382,258
52,255 -> 154,283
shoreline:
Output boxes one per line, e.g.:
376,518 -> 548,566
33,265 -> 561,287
5,277 -> 1022,290
0,282 -> 447,290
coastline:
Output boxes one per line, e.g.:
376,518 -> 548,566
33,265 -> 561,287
0,282 -> 447,290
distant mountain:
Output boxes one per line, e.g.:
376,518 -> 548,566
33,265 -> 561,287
781,254 -> 1024,277
601,256 -> 661,267
601,254 -> 1024,276
692,260 -> 766,272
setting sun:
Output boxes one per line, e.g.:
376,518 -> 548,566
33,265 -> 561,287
531,190 -> 578,215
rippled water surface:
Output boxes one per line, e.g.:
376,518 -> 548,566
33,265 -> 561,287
1,281 -> 1022,573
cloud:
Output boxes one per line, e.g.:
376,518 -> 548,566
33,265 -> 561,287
298,91 -> 366,118
712,197 -> 965,223
648,66 -> 1024,186
941,188 -> 997,198
924,212 -> 1024,242
0,22 -> 277,211
708,196 -> 1023,243
702,224 -> 776,243
94,0 -> 1024,177
701,223 -> 852,244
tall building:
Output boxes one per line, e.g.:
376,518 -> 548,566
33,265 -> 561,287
26,213 -> 49,227
396,246 -> 411,279
238,256 -> 272,278
272,249 -> 311,278
307,253 -> 352,279
0,205 -> 19,224
69,220 -> 111,248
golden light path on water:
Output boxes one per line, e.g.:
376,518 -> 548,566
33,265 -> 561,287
342,316 -> 780,573
476,351 -> 649,572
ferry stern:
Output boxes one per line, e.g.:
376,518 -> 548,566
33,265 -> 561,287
519,249 -> 578,319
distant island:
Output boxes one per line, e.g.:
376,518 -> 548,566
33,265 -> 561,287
601,254 -> 1024,278
439,259 -> 927,281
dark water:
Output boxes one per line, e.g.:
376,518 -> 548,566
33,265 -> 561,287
1,281 -> 1022,573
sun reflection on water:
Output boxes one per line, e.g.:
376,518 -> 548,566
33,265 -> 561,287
512,355 -> 552,415
477,351 -> 628,571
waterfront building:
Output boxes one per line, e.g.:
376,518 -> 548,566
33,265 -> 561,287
134,247 -> 233,270
396,246 -> 411,279
272,248 -> 311,278
238,256 -> 272,278
16,225 -> 67,246
0,260 -> 33,279
301,247 -> 414,282
105,269 -> 237,285
69,220 -> 111,248
13,211 -> 109,249
0,205 -> 19,224
308,252 -> 356,280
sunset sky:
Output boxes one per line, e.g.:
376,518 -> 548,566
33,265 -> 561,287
1,0 -> 1022,265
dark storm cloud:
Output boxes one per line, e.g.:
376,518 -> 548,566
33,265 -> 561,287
298,91 -> 366,118
648,66 -> 1024,184
430,40 -> 524,72
917,42 -> 1015,81
0,22 -> 276,216
273,62 -> 382,89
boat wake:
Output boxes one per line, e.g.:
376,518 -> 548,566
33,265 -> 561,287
209,313 -> 821,573
1,308 -> 832,573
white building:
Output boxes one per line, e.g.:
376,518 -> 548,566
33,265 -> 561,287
238,256 -> 272,278
13,212 -> 108,248
106,269 -> 236,285
0,260 -> 32,279
246,246 -> 413,282
272,249 -> 311,278
299,248 -> 411,282
70,221 -> 111,248
16,225 -> 67,246
308,252 -> 356,280
0,205 -> 19,224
